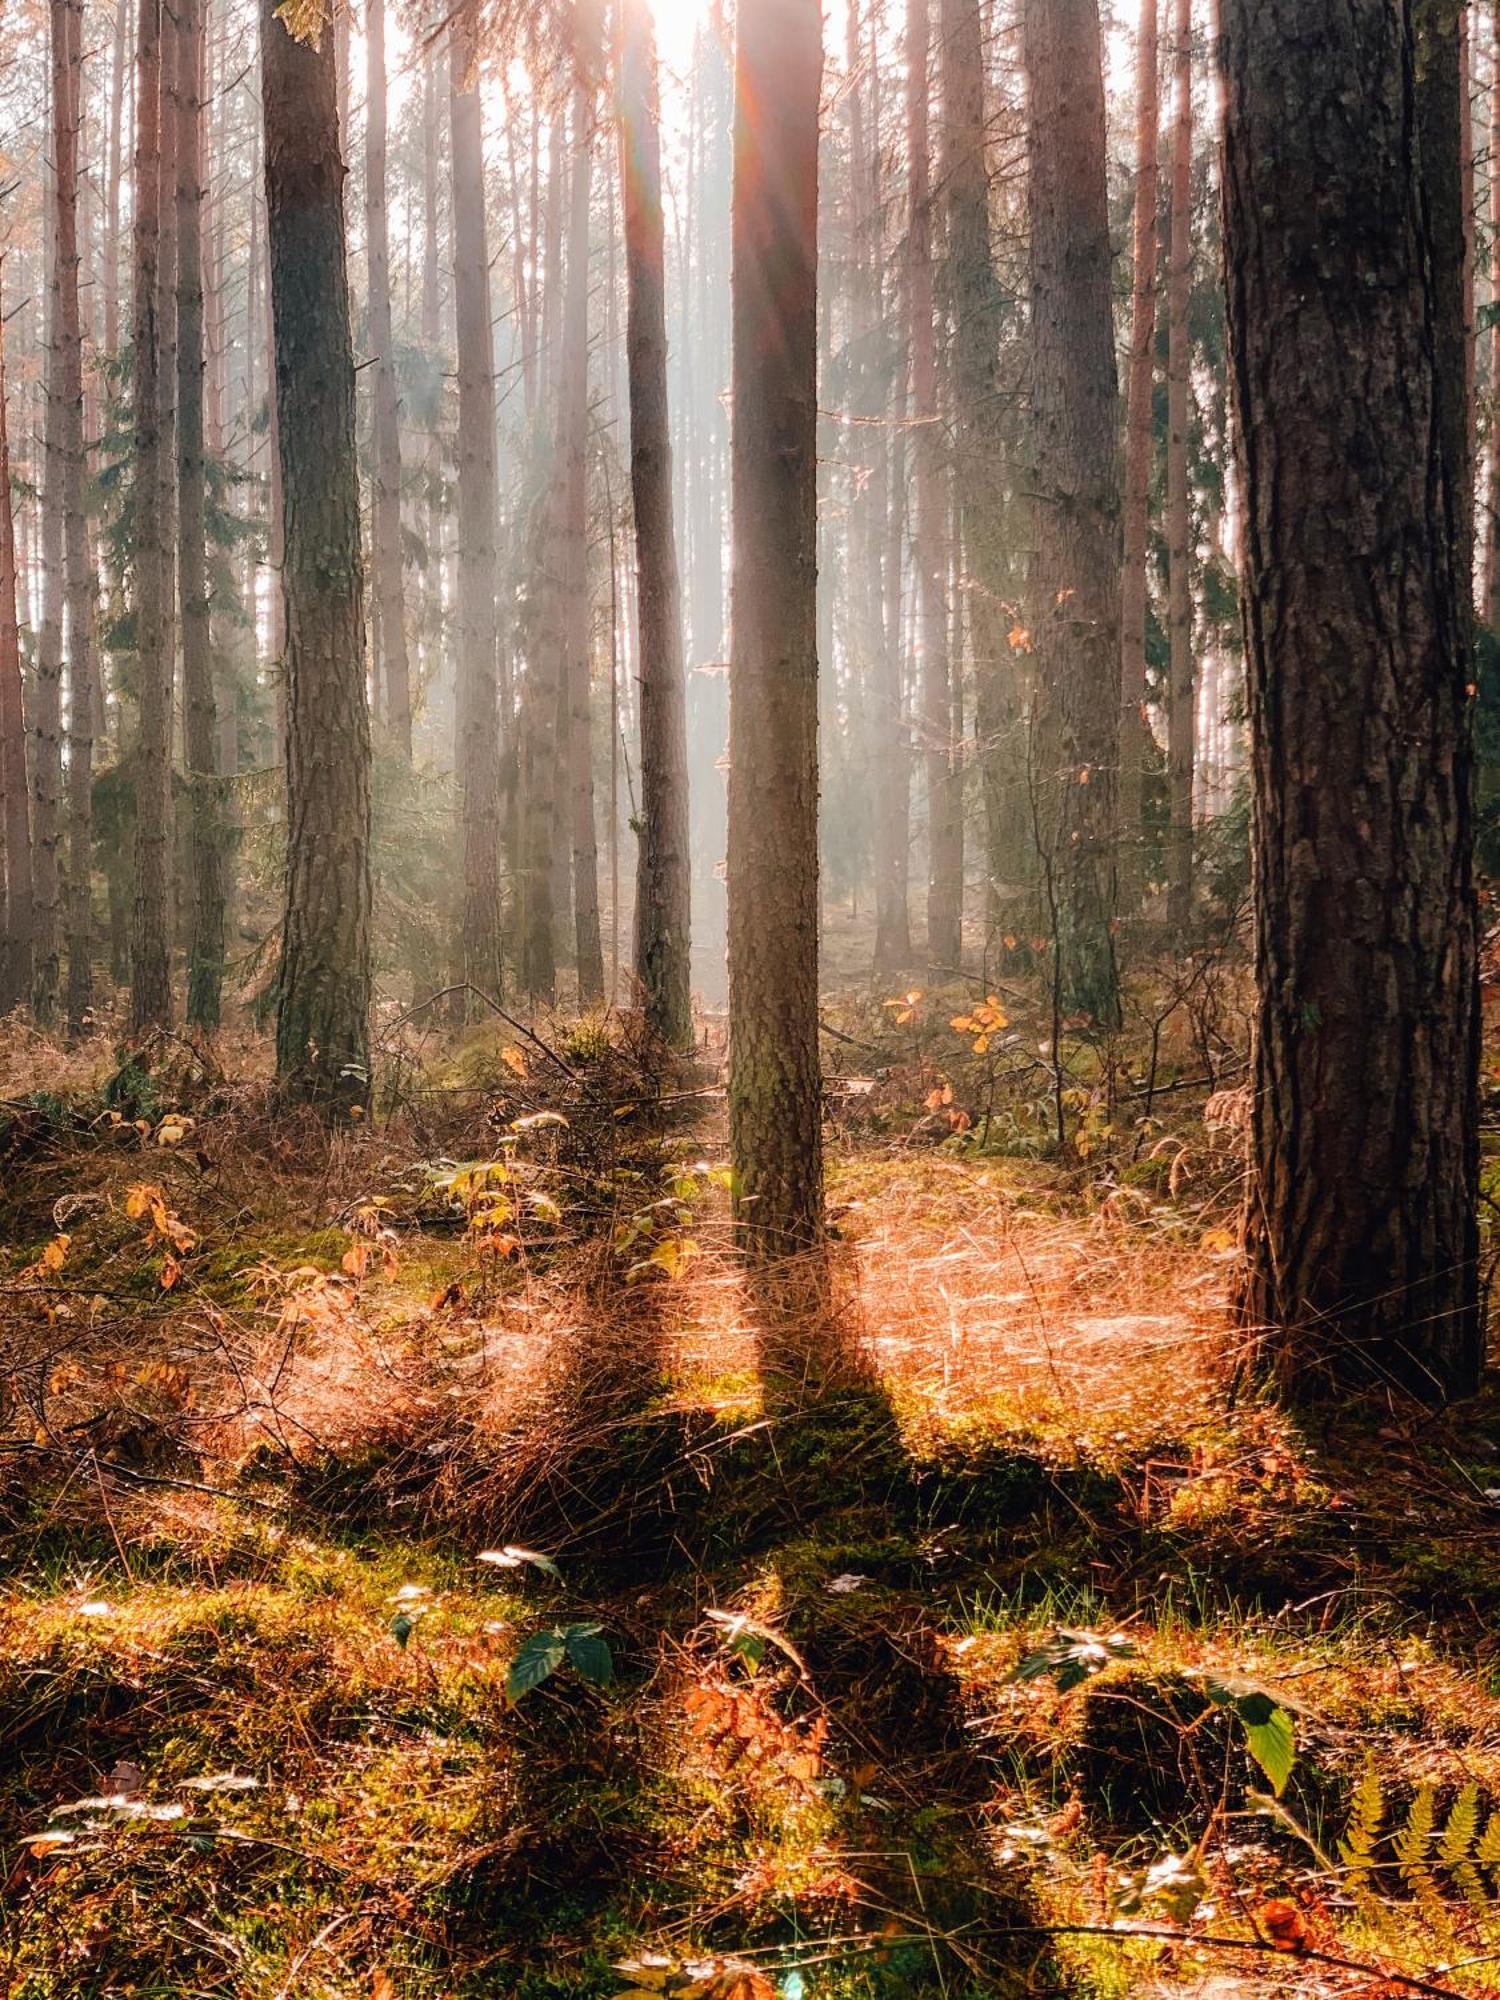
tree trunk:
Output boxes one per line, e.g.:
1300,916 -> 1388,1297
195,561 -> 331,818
262,0 -> 372,1108
178,0 -> 223,1029
621,0 -> 692,1047
1417,0 -> 1473,608
53,0 -> 97,1032
563,6 -> 604,1004
103,0 -> 129,359
1165,0 -> 1194,930
908,0 -> 960,970
365,0 -> 412,757
0,307 -> 32,1012
727,0 -> 824,1255
1023,0 -> 1123,1025
943,0 -> 1026,933
1119,0 -> 1158,892
1224,0 -> 1481,1401
449,20 -> 506,1002
1486,0 -> 1500,626
129,0 -> 173,1034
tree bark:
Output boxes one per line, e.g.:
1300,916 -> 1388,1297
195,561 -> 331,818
54,0 -> 97,1032
1119,0 -> 1158,892
0,306 -> 32,1013
620,0 -> 692,1047
727,0 -> 824,1255
563,2 -> 605,1004
1224,0 -> 1482,1401
178,0 -> 223,1029
943,0 -> 1027,931
1165,0 -> 1195,930
365,0 -> 412,757
449,20 -> 506,1002
262,0 -> 373,1108
1023,0 -> 1123,1024
908,0 -> 960,969
129,0 -> 173,1034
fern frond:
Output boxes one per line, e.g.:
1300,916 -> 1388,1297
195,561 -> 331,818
1339,1758 -> 1385,1875
1440,1783 -> 1480,1871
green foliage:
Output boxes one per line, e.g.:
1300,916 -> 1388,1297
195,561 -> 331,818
1006,1626 -> 1137,1695
506,1623 -> 615,1703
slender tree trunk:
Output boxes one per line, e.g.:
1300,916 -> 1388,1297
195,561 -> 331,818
727,0 -> 824,1255
262,0 -> 372,1108
1487,0 -> 1500,626
1165,0 -> 1195,930
129,0 -> 172,1033
365,0 -> 412,756
563,4 -> 604,1004
178,0 -> 223,1029
33,127 -> 65,1025
1023,0 -> 1123,1025
104,0 -> 129,359
907,0 -> 960,970
943,0 -> 1026,932
1417,0 -> 1474,610
449,19 -> 505,1001
1225,0 -> 1481,1401
1119,0 -> 1158,890
621,0 -> 691,1046
0,307 -> 32,1013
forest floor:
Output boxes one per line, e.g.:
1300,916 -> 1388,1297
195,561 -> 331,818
2,952 -> 1500,2000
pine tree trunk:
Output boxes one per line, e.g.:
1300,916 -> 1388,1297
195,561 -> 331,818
727,0 -> 824,1255
1225,0 -> 1481,1401
1165,0 -> 1195,931
0,309 -> 32,1012
942,0 -> 1027,938
1119,0 -> 1159,892
365,0 -> 412,757
53,0 -> 97,1032
1023,0 -> 1123,1025
621,0 -> 692,1047
563,9 -> 604,1004
177,0 -> 223,1029
908,0 -> 960,970
103,0 -> 128,360
1486,0 -> 1500,625
449,19 -> 506,1002
129,0 -> 173,1033
262,0 -> 372,1108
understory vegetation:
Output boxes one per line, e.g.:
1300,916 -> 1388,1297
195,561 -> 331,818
3,955 -> 1499,2000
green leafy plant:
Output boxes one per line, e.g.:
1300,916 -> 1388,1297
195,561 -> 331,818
506,1622 -> 615,1703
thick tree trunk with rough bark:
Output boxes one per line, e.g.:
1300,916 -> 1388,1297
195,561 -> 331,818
449,22 -> 506,1002
1119,0 -> 1158,887
727,0 -> 824,1256
1023,0 -> 1123,1024
1165,0 -> 1194,930
621,0 -> 692,1047
178,0 -> 223,1030
1224,0 -> 1481,1401
262,0 -> 372,1108
365,0 -> 412,757
0,311 -> 31,1012
130,0 -> 173,1034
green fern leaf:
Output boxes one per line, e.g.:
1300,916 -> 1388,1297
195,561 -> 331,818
1338,1758 -> 1384,1874
1440,1783 -> 1480,1872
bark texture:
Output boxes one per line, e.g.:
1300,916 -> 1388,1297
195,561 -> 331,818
1119,0 -> 1159,885
1023,0 -> 1123,1023
262,0 -> 373,1108
727,0 -> 824,1256
178,0 -> 224,1030
1224,0 -> 1482,1401
1165,0 -> 1195,929
129,0 -> 173,1033
449,22 -> 506,1002
621,0 -> 692,1047
0,310 -> 31,1012
365,0 -> 412,757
